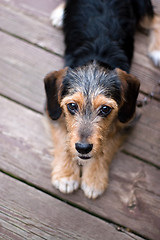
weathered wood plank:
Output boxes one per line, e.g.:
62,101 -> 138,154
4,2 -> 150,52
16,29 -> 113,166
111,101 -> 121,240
0,2 -> 160,99
0,3 -> 65,56
131,62 -> 160,100
0,31 -> 63,113
122,97 -> 160,165
0,31 -> 159,165
1,0 -> 62,23
131,32 -> 160,100
1,0 -> 160,25
1,173 -> 139,240
0,96 -> 160,240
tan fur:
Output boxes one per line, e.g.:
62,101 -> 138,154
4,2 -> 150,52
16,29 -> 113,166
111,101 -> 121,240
139,15 -> 153,29
148,16 -> 160,53
60,92 -> 85,158
82,126 -> 125,199
61,92 -> 85,112
81,96 -> 126,198
49,117 -> 80,191
140,15 -> 160,60
93,95 -> 118,110
61,92 -> 120,156
47,106 -> 125,198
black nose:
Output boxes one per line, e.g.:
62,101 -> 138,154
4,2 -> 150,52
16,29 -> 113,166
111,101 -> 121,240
75,143 -> 93,154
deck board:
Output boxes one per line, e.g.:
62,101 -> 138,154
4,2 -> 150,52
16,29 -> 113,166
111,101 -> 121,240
0,0 -> 62,23
0,3 -> 64,55
0,0 -> 160,239
0,31 -> 63,113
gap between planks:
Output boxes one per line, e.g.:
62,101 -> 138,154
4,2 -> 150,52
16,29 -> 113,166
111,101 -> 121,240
0,27 -> 63,58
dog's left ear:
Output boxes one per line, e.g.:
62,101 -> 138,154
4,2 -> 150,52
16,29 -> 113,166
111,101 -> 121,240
44,67 -> 68,120
116,68 -> 140,123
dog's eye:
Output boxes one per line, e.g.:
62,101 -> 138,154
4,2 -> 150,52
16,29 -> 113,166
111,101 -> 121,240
98,105 -> 112,117
67,103 -> 78,115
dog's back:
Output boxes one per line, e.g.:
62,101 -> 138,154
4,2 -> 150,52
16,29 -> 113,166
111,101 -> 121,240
63,0 -> 154,72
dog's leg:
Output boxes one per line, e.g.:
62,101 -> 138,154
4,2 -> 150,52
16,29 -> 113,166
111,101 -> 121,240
49,120 -> 80,193
50,2 -> 65,29
140,15 -> 160,67
81,155 -> 109,199
81,127 -> 126,199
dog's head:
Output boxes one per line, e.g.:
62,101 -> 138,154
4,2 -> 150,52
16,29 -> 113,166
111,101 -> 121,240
44,62 -> 140,162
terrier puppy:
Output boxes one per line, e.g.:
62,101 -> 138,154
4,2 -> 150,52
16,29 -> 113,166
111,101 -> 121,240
44,0 -> 160,198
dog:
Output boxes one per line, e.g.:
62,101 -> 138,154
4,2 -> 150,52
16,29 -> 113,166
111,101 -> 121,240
44,0 -> 160,199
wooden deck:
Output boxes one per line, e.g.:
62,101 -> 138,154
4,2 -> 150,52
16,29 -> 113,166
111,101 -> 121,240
0,0 -> 160,239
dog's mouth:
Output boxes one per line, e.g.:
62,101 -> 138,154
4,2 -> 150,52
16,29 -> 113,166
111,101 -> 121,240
78,155 -> 92,160
76,155 -> 92,166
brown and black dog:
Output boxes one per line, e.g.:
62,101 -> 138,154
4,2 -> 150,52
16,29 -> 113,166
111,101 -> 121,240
44,0 -> 160,198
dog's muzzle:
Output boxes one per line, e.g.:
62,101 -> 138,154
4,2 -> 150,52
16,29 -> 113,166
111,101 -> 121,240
75,142 -> 93,160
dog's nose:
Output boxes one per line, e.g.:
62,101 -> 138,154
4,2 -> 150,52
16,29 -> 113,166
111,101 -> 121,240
75,142 -> 93,154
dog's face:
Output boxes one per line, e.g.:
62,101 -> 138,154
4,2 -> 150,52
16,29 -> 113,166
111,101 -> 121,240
44,63 -> 140,162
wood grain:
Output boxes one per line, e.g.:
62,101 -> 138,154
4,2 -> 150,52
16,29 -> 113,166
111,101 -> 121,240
1,0 -> 62,23
0,96 -> 160,240
123,97 -> 160,166
1,173 -> 140,240
0,2 -> 64,55
0,31 -> 63,113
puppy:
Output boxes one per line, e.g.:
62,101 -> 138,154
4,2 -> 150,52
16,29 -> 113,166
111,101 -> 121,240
44,0 -> 160,199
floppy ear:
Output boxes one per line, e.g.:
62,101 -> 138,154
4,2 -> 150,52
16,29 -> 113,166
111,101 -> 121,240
44,68 -> 68,120
116,68 -> 140,123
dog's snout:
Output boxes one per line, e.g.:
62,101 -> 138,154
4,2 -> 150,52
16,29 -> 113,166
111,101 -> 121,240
75,142 -> 93,154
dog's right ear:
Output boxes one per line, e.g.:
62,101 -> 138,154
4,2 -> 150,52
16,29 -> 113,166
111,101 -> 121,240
44,67 -> 68,120
116,68 -> 140,123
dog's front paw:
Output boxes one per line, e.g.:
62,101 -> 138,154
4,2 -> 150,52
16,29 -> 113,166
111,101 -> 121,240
52,177 -> 79,194
81,181 -> 105,199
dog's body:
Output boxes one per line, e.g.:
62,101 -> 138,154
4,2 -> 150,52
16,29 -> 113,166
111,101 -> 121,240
44,0 -> 160,198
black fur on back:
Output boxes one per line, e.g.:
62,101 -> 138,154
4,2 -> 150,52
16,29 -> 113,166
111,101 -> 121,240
63,0 -> 154,72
